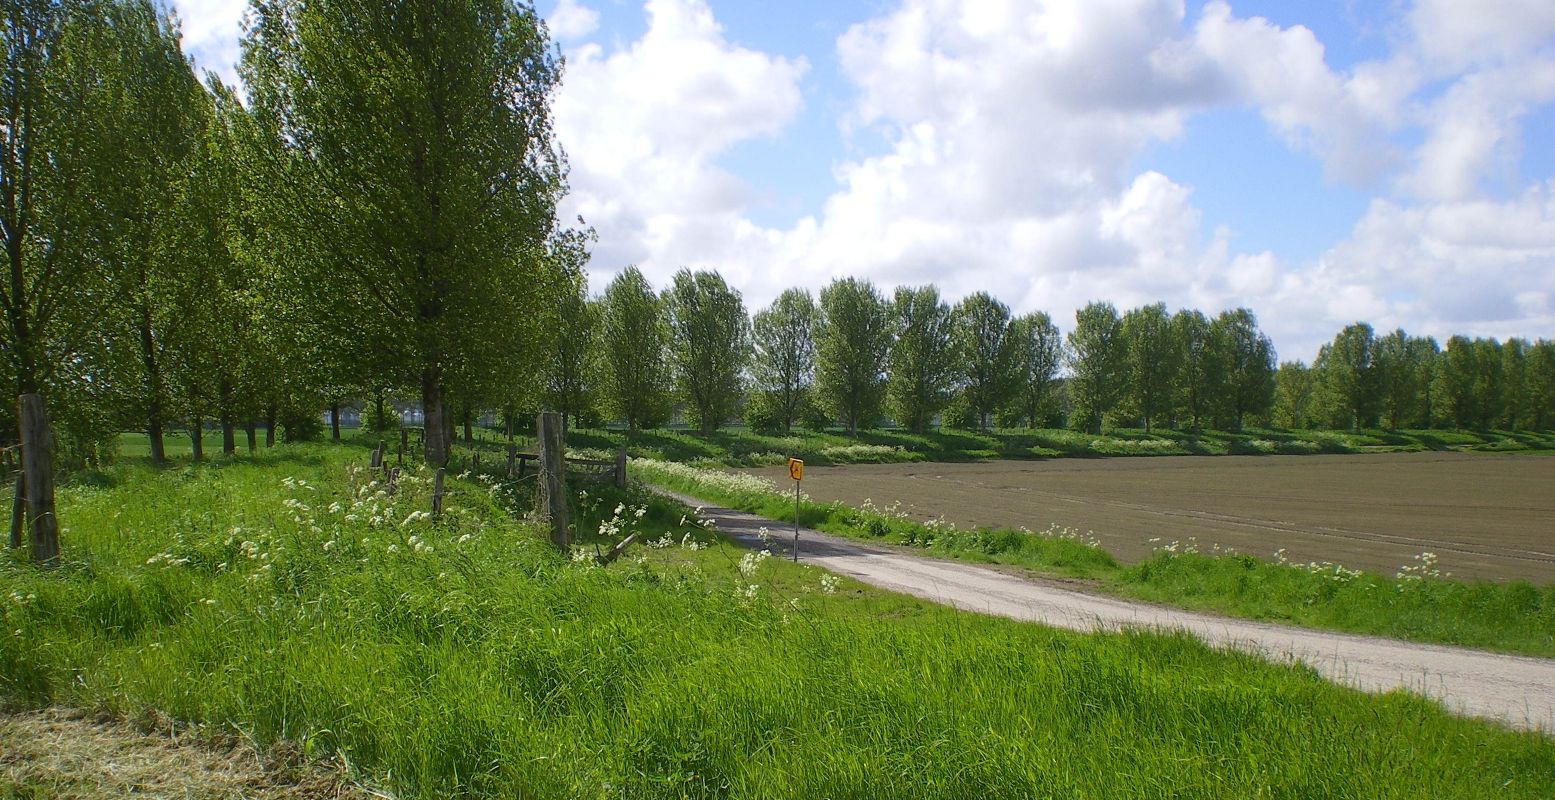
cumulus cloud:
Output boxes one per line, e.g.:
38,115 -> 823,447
552,0 -> 808,288
547,0 -> 600,40
170,0 -> 247,86
165,0 -> 1555,362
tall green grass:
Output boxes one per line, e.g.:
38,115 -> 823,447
635,459 -> 1555,658
0,446 -> 1551,797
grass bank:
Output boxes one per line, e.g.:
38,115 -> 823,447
634,459 -> 1555,658
1,445 -> 1551,797
569,424 -> 1555,467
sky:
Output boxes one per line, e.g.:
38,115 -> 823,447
169,0 -> 1555,363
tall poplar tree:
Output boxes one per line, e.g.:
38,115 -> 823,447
663,269 -> 749,433
241,0 -> 567,466
1067,301 -> 1125,434
94,1 -> 206,465
815,278 -> 890,436
750,289 -> 816,433
886,285 -> 956,434
2,0 -> 139,561
600,267 -> 669,432
1005,311 -> 1063,428
1315,323 -> 1379,430
1212,308 -> 1276,431
954,292 -> 1017,430
1121,303 -> 1177,433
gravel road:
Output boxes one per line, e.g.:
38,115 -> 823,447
663,490 -> 1555,733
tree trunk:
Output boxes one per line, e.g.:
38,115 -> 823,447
374,393 -> 387,431
462,409 -> 473,443
140,310 -> 166,465
422,368 -> 449,467
189,418 -> 204,463
147,414 -> 166,465
18,395 -> 58,565
264,405 -> 277,447
330,404 -> 341,442
245,422 -> 257,453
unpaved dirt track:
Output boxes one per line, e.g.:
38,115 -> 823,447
747,452 -> 1555,582
663,490 -> 1555,733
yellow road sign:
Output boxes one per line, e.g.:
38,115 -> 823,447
787,457 -> 804,481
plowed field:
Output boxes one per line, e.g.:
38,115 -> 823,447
748,452 -> 1555,583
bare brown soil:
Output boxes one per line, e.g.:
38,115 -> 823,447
749,451 -> 1555,583
0,708 -> 368,799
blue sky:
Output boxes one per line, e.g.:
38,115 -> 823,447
172,0 -> 1555,362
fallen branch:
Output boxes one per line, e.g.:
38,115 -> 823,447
595,531 -> 641,567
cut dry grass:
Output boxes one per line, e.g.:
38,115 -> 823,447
0,708 -> 366,799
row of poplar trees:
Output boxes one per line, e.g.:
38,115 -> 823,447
550,270 -> 1555,438
1278,325 -> 1555,432
2,0 -> 577,562
545,269 -> 1285,437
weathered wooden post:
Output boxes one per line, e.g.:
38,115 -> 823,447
370,441 -> 384,471
506,443 -> 517,478
432,468 -> 446,518
614,447 -> 628,489
536,412 -> 568,553
18,395 -> 58,565
10,468 -> 25,550
399,428 -> 408,465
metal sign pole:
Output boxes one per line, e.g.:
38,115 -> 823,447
793,480 -> 800,562
787,457 -> 804,562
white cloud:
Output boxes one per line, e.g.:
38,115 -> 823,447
170,0 -> 247,86
164,0 -> 1555,363
554,0 -> 808,292
547,0 -> 601,40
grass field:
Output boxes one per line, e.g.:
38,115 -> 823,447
635,457 -> 1555,657
2,444 -> 1552,797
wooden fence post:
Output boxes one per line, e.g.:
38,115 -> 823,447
18,394 -> 58,565
399,428 -> 408,465
506,444 -> 517,478
536,412 -> 568,553
370,441 -> 383,470
9,468 -> 25,550
432,468 -> 445,518
614,447 -> 628,489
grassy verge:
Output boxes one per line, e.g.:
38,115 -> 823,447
633,459 -> 1555,658
1,445 -> 1551,797
568,424 -> 1555,466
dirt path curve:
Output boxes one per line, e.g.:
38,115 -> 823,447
661,490 -> 1555,733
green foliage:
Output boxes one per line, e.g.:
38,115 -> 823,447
1171,309 -> 1224,431
1374,329 -> 1436,430
1121,303 -> 1177,433
1005,311 -> 1063,428
1315,322 -> 1380,430
1067,301 -> 1126,434
663,269 -> 750,433
815,278 -> 891,436
952,292 -> 1018,430
1210,308 -> 1277,430
543,231 -> 600,429
600,267 -> 671,431
1272,361 -> 1316,429
242,0 -> 568,466
885,285 -> 957,433
750,289 -> 817,434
